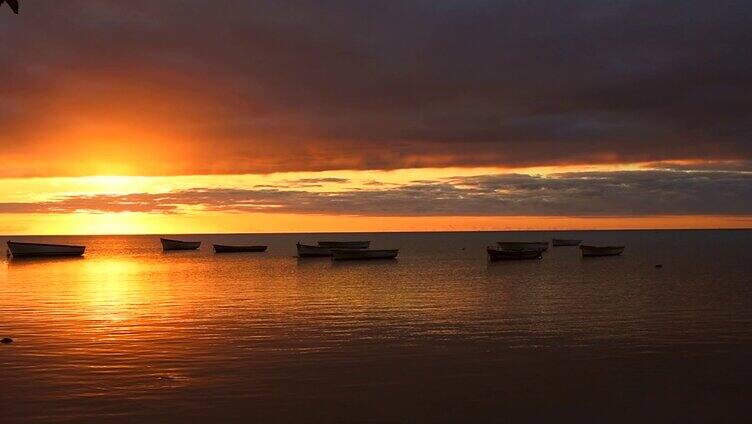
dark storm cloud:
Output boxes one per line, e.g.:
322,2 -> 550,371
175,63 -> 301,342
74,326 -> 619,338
1,1 -> 752,175
2,170 -> 750,216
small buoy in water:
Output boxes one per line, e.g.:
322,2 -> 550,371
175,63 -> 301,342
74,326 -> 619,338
655,264 -> 663,268
1,337 -> 13,344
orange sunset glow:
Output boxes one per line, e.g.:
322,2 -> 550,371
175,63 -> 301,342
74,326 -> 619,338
1,2 -> 750,234
3,3 -> 752,424
0,163 -> 750,234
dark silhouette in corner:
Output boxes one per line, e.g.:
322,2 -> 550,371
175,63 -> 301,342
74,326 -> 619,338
1,0 -> 18,14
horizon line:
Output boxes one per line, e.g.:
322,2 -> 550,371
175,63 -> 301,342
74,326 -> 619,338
1,227 -> 750,238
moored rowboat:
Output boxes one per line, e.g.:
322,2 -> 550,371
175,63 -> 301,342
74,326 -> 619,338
497,241 -> 549,251
552,238 -> 582,247
331,249 -> 398,260
7,241 -> 86,258
213,244 -> 267,253
161,238 -> 201,251
297,243 -> 333,257
580,245 -> 625,257
487,247 -> 542,261
317,241 -> 370,249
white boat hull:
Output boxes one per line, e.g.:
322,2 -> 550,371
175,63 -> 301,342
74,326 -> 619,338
7,241 -> 85,258
161,238 -> 201,251
331,249 -> 398,260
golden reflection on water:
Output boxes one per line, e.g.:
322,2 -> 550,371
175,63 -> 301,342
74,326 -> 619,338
77,259 -> 151,323
3,255 -> 184,346
2,232 -> 752,423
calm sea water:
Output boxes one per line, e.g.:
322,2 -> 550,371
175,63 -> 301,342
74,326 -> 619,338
1,230 -> 751,423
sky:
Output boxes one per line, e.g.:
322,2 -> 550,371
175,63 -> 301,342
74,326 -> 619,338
1,1 -> 751,234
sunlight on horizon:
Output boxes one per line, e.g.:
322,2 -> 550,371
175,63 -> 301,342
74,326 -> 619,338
1,161 -> 750,235
1,160 -> 737,199
1,212 -> 749,236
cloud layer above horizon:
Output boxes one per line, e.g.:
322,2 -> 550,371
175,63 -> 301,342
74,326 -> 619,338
2,0 -> 752,177
2,170 -> 750,217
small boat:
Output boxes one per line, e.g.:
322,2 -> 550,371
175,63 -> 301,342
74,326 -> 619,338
552,238 -> 582,247
161,238 -> 201,251
213,244 -> 267,253
487,247 -> 542,261
331,249 -> 398,260
317,241 -> 370,249
7,241 -> 85,258
497,241 -> 549,251
580,245 -> 625,257
297,243 -> 333,257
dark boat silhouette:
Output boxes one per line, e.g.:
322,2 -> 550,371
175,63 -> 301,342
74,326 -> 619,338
487,246 -> 543,261
331,249 -> 398,260
213,244 -> 267,253
1,0 -> 18,14
552,238 -> 582,247
7,241 -> 85,258
297,241 -> 371,257
296,243 -> 334,257
497,241 -> 549,251
317,241 -> 370,249
161,238 -> 201,251
580,245 -> 625,257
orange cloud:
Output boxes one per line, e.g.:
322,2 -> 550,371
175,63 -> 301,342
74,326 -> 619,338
2,2 -> 752,177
